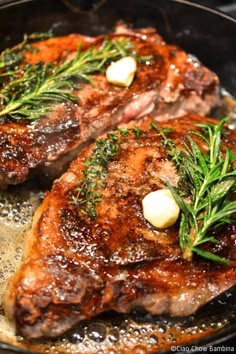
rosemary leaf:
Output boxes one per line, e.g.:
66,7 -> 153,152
192,247 -> 231,265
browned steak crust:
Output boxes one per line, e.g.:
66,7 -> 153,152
0,27 -> 219,188
4,114 -> 236,339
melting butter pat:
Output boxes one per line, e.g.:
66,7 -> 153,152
142,189 -> 180,229
106,56 -> 137,87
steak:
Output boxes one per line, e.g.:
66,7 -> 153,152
0,26 -> 219,188
4,114 -> 236,339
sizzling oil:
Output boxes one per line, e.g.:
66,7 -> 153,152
0,183 -> 43,344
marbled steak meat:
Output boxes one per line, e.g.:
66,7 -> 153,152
0,26 -> 219,188
4,114 -> 236,339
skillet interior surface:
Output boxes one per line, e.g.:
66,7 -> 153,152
0,0 -> 235,353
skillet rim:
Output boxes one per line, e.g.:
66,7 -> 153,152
0,0 -> 235,23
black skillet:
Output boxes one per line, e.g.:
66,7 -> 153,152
0,0 -> 235,353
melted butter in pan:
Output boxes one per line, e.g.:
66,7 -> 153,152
0,183 -> 43,344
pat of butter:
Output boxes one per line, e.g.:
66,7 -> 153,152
106,56 -> 137,87
142,189 -> 180,229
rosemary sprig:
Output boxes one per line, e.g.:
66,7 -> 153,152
0,37 -> 133,120
72,127 -> 129,219
165,118 -> 236,264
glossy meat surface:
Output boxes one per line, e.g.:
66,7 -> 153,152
4,114 -> 236,339
0,27 -> 219,188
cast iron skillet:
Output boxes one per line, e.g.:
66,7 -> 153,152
0,0 -> 235,353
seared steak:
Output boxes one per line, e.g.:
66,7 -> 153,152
0,27 -> 219,188
4,114 -> 236,339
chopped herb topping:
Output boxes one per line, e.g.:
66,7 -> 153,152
132,126 -> 143,138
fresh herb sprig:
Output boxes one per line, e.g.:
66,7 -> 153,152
0,32 -> 53,71
0,37 -> 133,120
165,118 -> 236,264
72,127 -> 130,219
